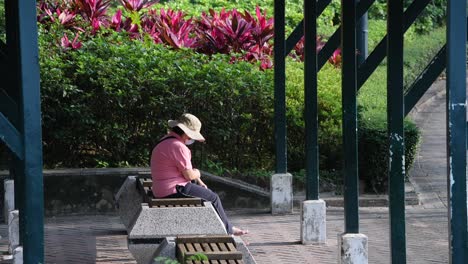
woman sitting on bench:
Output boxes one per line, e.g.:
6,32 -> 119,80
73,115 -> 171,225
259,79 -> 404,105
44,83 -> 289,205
150,113 -> 248,236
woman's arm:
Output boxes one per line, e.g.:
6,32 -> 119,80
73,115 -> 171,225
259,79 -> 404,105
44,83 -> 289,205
182,168 -> 201,181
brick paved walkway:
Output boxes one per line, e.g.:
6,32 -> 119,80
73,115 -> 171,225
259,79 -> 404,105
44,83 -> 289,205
0,207 -> 448,264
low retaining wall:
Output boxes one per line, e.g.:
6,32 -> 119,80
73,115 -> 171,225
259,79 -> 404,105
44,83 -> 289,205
0,168 -> 270,217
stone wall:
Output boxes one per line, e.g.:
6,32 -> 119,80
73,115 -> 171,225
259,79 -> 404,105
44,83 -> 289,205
0,168 -> 270,217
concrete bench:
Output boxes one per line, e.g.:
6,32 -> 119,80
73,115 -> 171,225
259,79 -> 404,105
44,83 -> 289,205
115,176 -> 228,263
176,235 -> 243,263
150,235 -> 256,264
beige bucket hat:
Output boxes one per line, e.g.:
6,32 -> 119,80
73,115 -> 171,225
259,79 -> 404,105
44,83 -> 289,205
168,113 -> 205,142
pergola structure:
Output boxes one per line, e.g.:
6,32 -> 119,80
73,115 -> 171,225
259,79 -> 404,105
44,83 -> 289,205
0,0 -> 44,263
0,0 -> 466,263
273,0 -> 467,263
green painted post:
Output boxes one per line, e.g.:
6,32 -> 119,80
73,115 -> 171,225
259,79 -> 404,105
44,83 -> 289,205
304,0 -> 319,200
10,0 -> 45,262
274,0 -> 287,173
356,0 -> 368,65
387,0 -> 407,263
446,0 -> 468,263
341,0 -> 359,234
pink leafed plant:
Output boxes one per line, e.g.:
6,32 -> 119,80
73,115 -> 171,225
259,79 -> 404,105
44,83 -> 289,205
61,33 -> 82,50
293,36 -> 326,61
195,8 -> 254,54
119,0 -> 158,12
244,7 -> 274,49
328,48 -> 342,67
72,0 -> 111,30
143,8 -> 197,49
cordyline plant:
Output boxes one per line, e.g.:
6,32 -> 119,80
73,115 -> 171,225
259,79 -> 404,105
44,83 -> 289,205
37,0 -> 341,69
61,32 -> 82,50
143,8 -> 198,49
119,0 -> 158,12
194,7 -> 274,68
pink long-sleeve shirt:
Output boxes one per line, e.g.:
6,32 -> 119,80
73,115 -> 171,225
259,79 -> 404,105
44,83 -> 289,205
150,132 -> 192,198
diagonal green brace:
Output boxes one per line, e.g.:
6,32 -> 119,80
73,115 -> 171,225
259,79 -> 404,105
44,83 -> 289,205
0,112 -> 24,160
0,88 -> 19,127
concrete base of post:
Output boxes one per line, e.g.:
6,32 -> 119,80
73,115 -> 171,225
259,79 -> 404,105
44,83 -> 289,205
338,233 -> 368,264
301,199 -> 326,244
13,246 -> 23,264
271,173 -> 293,214
8,210 -> 19,254
4,180 -> 14,224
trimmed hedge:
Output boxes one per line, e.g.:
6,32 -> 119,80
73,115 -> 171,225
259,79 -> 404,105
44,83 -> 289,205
40,31 -> 275,169
359,116 -> 420,193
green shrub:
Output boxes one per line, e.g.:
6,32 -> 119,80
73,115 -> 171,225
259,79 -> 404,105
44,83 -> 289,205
359,113 -> 421,193
285,61 -> 343,172
40,30 -> 276,169
404,26 -> 446,88
369,0 -> 446,34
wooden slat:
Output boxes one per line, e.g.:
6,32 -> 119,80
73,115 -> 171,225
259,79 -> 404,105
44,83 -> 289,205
219,260 -> 227,264
218,243 -> 228,252
201,243 -> 211,252
186,243 -> 196,252
183,252 -> 242,260
228,260 -> 236,264
177,243 -> 187,264
177,236 -> 234,244
194,243 -> 203,252
226,243 -> 237,252
210,243 -> 220,252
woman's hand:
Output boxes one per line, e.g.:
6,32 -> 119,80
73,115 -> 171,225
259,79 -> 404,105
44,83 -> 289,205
197,178 -> 208,189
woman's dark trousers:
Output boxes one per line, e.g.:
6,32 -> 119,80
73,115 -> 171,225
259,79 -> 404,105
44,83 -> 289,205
178,182 -> 233,234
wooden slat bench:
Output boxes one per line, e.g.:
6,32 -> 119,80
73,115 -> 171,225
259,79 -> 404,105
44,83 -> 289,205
176,235 -> 244,264
136,177 -> 204,208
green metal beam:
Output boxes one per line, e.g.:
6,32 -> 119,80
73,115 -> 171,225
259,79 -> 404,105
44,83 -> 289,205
0,112 -> 23,160
387,0 -> 407,263
304,0 -> 319,200
404,46 -> 446,116
285,0 -> 331,57
341,0 -> 359,234
318,0 -> 375,71
446,0 -> 468,262
274,0 -> 287,173
0,88 -> 19,127
358,0 -> 431,88
7,0 -> 45,262
0,40 -> 7,60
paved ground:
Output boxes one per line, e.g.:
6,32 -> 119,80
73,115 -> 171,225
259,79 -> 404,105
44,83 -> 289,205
0,77 -> 460,263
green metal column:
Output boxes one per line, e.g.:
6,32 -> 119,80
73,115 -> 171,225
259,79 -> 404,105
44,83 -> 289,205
8,0 -> 45,262
446,0 -> 468,263
274,0 -> 287,173
387,0 -> 406,263
341,0 -> 359,233
356,0 -> 368,64
304,0 -> 319,200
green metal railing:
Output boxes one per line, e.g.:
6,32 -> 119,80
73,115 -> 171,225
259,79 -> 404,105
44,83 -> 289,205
274,0 -> 468,263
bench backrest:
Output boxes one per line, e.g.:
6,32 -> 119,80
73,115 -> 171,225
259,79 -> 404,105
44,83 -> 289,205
136,177 -> 203,208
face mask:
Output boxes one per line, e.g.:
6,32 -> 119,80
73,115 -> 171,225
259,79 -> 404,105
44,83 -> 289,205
185,139 -> 195,145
